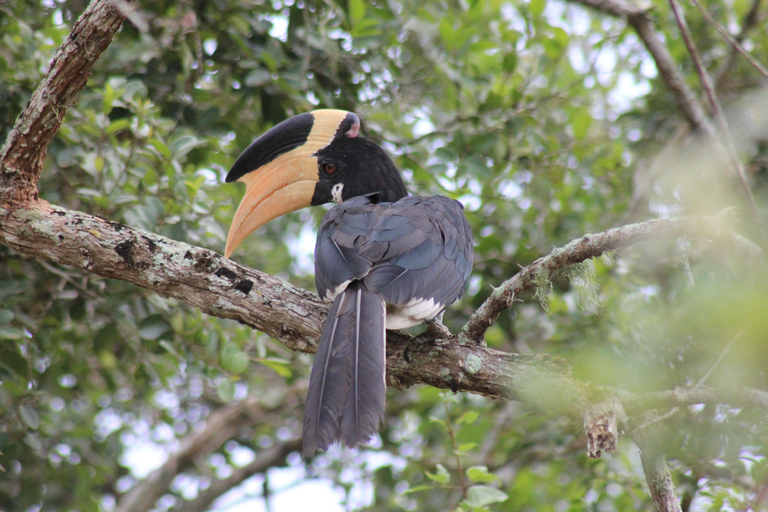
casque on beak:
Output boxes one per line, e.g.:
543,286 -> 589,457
224,109 -> 359,258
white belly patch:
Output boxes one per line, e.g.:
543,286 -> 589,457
385,297 -> 443,329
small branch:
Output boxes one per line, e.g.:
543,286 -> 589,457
0,0 -> 132,203
174,438 -> 303,512
115,393 -> 300,512
690,0 -> 768,83
620,385 -> 768,415
462,213 -> 758,340
712,0 -> 765,89
444,401 -> 469,499
668,0 -> 764,240
568,0 -> 713,134
633,428 -> 683,512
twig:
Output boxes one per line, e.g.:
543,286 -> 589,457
689,0 -> 768,82
668,0 -> 764,242
568,0 -> 713,134
695,330 -> 741,388
751,476 -> 768,512
712,0 -> 765,88
620,385 -> 768,415
173,439 -> 303,512
444,401 -> 469,499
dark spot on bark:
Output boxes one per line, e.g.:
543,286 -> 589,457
235,279 -> 253,295
279,325 -> 301,341
51,210 -> 66,217
58,234 -> 64,241
184,251 -> 193,260
215,267 -> 238,281
194,254 -> 215,272
403,346 -> 412,364
110,221 -> 126,232
141,236 -> 157,253
115,240 -> 135,265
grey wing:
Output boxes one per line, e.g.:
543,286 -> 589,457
361,196 -> 473,319
315,195 -> 473,325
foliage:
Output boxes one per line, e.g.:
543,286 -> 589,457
2,0 -> 768,510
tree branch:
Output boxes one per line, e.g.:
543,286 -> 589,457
116,392 -> 301,512
634,429 -> 683,512
668,0 -> 764,241
0,0 -> 131,203
0,202 -> 326,351
568,0 -> 714,134
175,438 -> 303,512
462,212 -> 759,340
712,0 -> 765,89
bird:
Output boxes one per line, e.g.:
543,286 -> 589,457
224,109 -> 473,457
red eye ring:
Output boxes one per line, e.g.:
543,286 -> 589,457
324,162 -> 336,174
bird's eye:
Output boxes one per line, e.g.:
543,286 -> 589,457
323,162 -> 337,175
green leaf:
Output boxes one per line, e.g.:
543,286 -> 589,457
529,0 -> 546,17
571,109 -> 593,140
228,352 -> 250,374
138,314 -> 170,340
457,411 -> 479,424
467,466 -> 500,484
220,343 -> 249,374
19,405 -> 40,430
106,118 -> 130,135
425,464 -> 450,484
0,327 -> 26,340
217,378 -> 236,402
148,138 -> 172,159
403,485 -> 432,494
350,18 -> 382,39
429,415 -> 446,427
260,358 -> 292,378
349,0 -> 366,25
457,442 -> 477,453
170,134 -> 204,159
465,485 -> 508,507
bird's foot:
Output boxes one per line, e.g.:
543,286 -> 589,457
425,318 -> 452,340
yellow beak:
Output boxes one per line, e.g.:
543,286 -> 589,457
224,109 -> 355,258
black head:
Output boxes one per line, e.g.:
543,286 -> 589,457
311,136 -> 408,206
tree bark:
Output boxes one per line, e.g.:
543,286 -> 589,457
0,0 -> 132,203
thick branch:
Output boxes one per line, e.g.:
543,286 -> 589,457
0,0 -> 131,203
0,201 -> 587,409
0,202 -> 326,352
568,0 -> 713,134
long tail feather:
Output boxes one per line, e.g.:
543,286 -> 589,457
340,285 -> 386,448
302,282 -> 386,457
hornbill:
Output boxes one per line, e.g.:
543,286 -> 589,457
224,109 -> 473,457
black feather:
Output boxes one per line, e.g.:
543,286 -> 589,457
302,281 -> 386,457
